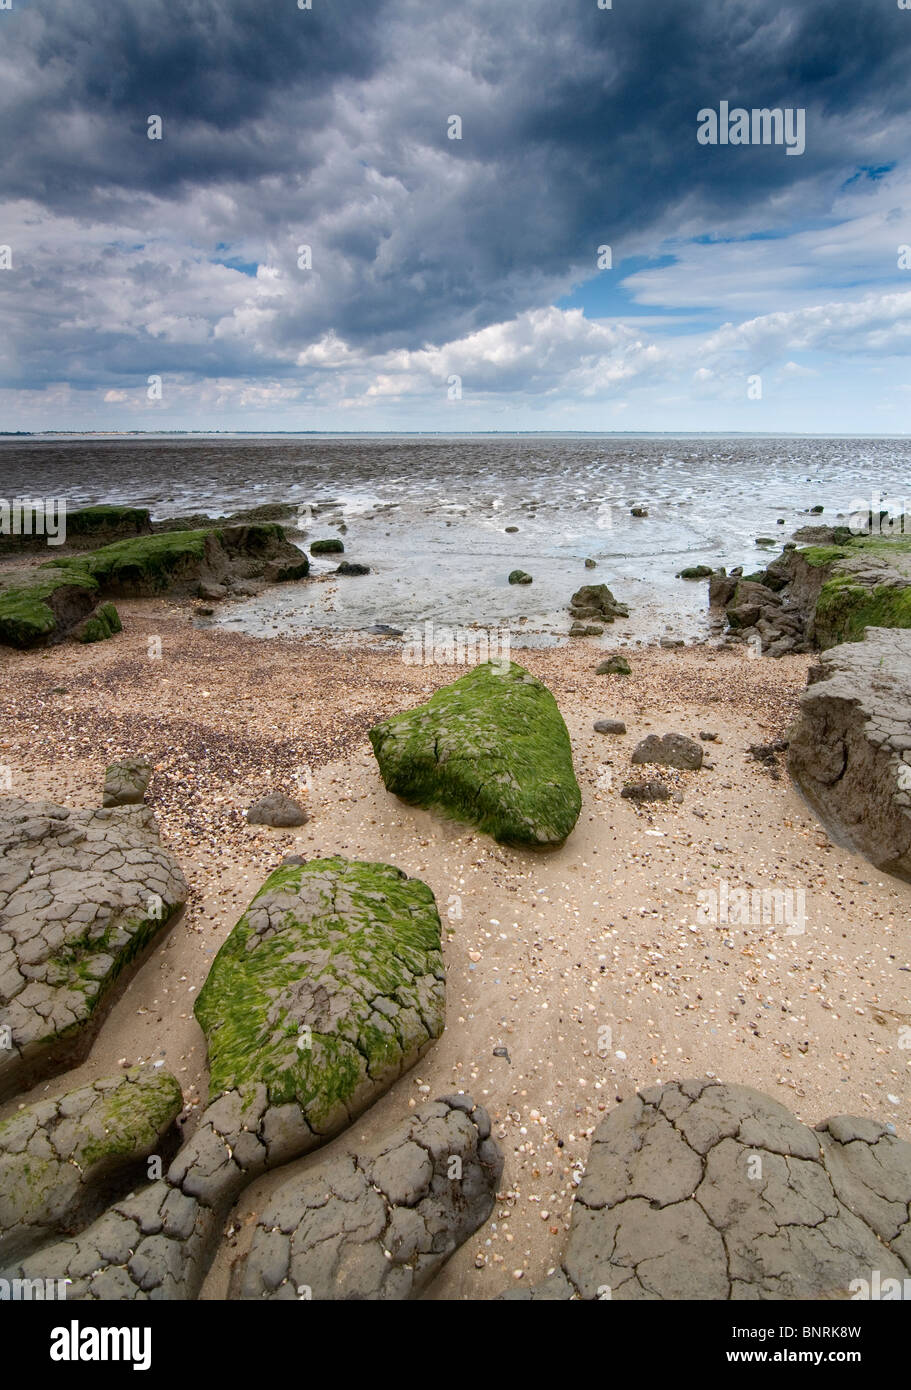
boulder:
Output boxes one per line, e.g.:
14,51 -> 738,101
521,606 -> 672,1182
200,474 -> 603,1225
677,565 -> 713,580
569,622 -> 603,637
103,758 -> 152,807
310,538 -> 344,555
631,733 -> 703,771
0,1067 -> 182,1265
231,1095 -> 502,1300
0,797 -> 187,1102
369,661 -> 581,845
336,562 -> 370,576
569,584 -> 629,623
193,857 -> 445,1151
594,719 -> 626,735
502,1079 -> 911,1299
246,793 -> 309,828
787,627 -> 911,878
508,570 -> 533,585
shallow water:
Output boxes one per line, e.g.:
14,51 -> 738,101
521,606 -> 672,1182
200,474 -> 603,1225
3,433 -> 909,645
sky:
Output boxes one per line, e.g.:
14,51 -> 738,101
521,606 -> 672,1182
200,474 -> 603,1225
2,0 -> 911,433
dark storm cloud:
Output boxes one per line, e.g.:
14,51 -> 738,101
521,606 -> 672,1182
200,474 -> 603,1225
1,0 -> 910,389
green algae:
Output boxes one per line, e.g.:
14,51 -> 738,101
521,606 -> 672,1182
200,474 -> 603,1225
194,858 -> 445,1128
369,660 -> 581,845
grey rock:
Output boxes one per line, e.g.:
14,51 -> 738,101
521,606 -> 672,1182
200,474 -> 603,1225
788,626 -> 911,879
499,1079 -> 911,1300
631,733 -> 703,770
594,719 -> 626,735
231,1096 -> 502,1300
621,780 -> 671,803
246,793 -> 309,828
102,758 -> 151,807
0,797 -> 187,1102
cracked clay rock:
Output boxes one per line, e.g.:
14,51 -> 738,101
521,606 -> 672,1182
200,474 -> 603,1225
787,626 -> 911,880
0,797 -> 188,1101
369,660 -> 582,845
502,1079 -> 911,1300
231,1094 -> 502,1299
0,1066 -> 182,1266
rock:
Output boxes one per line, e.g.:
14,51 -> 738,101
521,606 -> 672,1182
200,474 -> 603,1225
0,1067 -> 182,1266
699,731 -> 717,741
196,857 -> 444,1141
584,558 -> 597,569
0,798 -> 187,1102
569,622 -> 603,637
755,536 -> 776,546
0,853 -> 445,1304
336,561 -> 370,576
630,506 -> 648,518
621,780 -> 671,803
369,660 -> 581,845
508,570 -> 533,585
596,656 -> 631,676
198,581 -> 228,601
810,504 -> 825,514
631,733 -> 703,770
0,505 -> 152,556
709,570 -> 738,607
73,602 -> 123,644
230,1096 -> 502,1300
788,627 -> 911,878
310,538 -> 344,555
505,526 -> 519,533
500,1079 -> 911,1299
594,719 -> 626,735
569,584 -> 629,623
246,793 -> 309,828
0,524 -> 310,648
677,565 -> 713,580
103,758 -> 152,807
659,637 -> 684,649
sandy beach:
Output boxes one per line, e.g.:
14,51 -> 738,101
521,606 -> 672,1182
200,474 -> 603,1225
1,594 -> 909,1298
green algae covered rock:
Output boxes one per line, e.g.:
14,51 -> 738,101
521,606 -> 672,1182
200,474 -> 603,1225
75,601 -> 122,643
194,857 -> 445,1135
310,537 -> 344,555
369,660 -> 581,845
0,565 -> 99,648
0,1067 -> 182,1265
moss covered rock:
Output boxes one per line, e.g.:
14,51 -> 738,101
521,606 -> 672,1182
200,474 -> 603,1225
75,601 -> 122,644
369,660 -> 581,845
569,583 -> 629,623
0,1067 -> 182,1265
0,565 -> 99,648
194,857 -> 445,1135
0,523 -> 309,647
310,537 -> 344,555
508,570 -> 533,585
